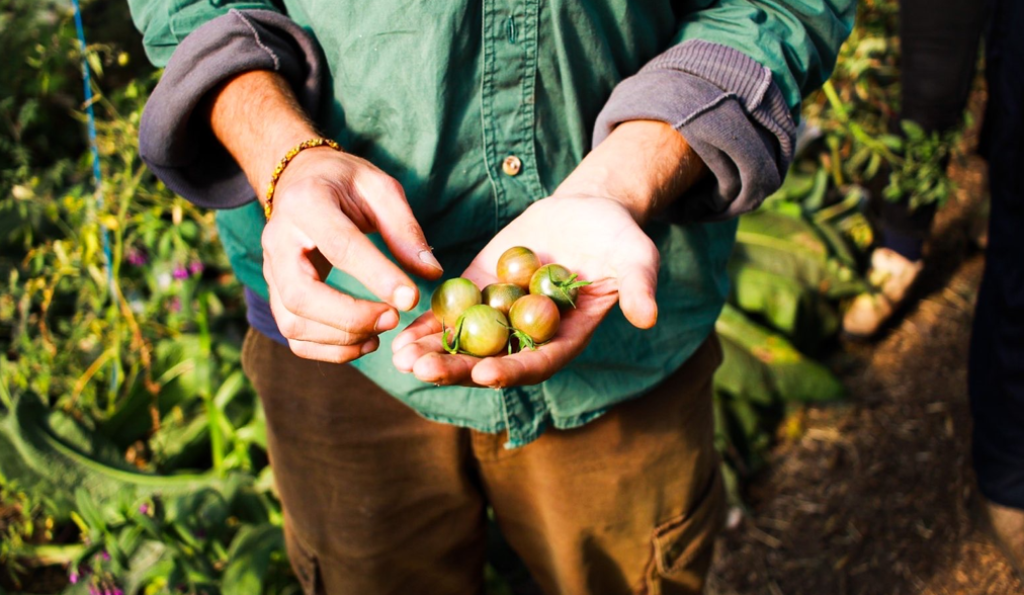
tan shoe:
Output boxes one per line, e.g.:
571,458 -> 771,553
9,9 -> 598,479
979,497 -> 1024,583
842,248 -> 924,338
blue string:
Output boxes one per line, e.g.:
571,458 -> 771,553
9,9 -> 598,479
71,0 -> 114,291
71,0 -> 119,394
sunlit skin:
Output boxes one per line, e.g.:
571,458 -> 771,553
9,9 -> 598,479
481,283 -> 526,315
496,246 -> 541,289
392,120 -> 706,388
431,278 -> 482,328
509,294 -> 561,345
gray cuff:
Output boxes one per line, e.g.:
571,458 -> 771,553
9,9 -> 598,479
594,39 -> 796,222
139,9 -> 324,209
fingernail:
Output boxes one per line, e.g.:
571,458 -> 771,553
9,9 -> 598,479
360,339 -> 378,355
393,285 -> 417,311
418,249 -> 443,272
375,310 -> 398,332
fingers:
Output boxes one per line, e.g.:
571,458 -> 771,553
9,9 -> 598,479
295,208 -> 421,311
391,311 -> 441,354
286,336 -> 379,364
264,245 -> 399,338
359,176 -> 445,281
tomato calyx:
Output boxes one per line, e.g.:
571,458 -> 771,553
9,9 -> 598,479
548,270 -> 591,308
501,322 -> 539,354
441,318 -> 464,355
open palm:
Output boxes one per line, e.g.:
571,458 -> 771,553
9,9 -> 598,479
391,195 -> 661,388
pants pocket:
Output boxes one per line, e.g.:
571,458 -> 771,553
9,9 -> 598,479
643,469 -> 726,595
285,522 -> 324,595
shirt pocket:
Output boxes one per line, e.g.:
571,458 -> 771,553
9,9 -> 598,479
645,469 -> 726,594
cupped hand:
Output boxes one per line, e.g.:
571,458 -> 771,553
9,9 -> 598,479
391,195 -> 660,388
262,148 -> 443,363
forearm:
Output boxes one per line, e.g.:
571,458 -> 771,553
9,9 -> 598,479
206,70 -> 323,198
556,120 -> 707,226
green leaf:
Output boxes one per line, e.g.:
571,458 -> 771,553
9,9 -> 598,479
221,524 -> 285,595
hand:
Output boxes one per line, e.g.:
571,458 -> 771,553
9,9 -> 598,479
205,70 -> 443,364
391,194 -> 659,387
262,148 -> 443,363
391,120 -> 705,387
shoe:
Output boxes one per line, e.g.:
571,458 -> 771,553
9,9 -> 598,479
842,248 -> 923,338
978,496 -> 1024,584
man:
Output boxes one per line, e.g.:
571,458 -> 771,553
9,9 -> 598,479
129,1 -> 853,593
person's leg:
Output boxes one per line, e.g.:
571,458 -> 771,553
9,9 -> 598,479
476,336 -> 725,595
241,329 -> 487,595
970,0 -> 1024,575
844,0 -> 987,337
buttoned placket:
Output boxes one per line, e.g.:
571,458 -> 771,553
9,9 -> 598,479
479,0 -> 550,448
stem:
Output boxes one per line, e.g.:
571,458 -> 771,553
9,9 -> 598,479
196,291 -> 225,474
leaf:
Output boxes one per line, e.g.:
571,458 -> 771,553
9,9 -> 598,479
221,524 -> 285,595
0,391 -> 249,519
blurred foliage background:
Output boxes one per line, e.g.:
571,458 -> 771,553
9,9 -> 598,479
0,0 -> 963,593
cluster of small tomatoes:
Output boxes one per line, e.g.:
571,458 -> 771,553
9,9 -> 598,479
430,247 -> 590,357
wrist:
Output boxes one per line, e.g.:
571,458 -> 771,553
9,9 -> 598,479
555,120 -> 706,225
205,70 -> 325,197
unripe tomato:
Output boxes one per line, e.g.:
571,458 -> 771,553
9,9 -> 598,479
529,264 -> 585,310
509,294 -> 560,345
481,283 -> 526,315
431,278 -> 481,327
456,305 -> 510,357
496,246 -> 541,289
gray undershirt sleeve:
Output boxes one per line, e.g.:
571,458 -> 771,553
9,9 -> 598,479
593,39 -> 797,222
138,9 -> 324,209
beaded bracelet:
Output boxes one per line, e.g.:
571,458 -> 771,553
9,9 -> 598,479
263,137 -> 342,219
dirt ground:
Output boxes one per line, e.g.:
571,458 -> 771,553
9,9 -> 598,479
708,112 -> 1022,594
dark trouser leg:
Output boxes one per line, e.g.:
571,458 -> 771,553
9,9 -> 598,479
241,329 -> 487,595
881,0 -> 988,257
970,0 -> 1024,511
477,336 -> 726,595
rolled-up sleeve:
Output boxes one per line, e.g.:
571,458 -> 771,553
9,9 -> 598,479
130,7 -> 325,209
594,0 -> 854,221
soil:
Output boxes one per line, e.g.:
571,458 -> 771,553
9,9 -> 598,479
708,95 -> 1022,595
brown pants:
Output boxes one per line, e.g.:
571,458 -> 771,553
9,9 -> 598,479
242,329 -> 725,595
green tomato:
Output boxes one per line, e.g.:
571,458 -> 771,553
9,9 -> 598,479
509,294 -> 560,345
528,264 -> 589,310
496,246 -> 541,289
454,304 -> 509,357
431,278 -> 481,328
481,283 -> 526,316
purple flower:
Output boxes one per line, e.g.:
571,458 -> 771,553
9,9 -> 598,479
89,588 -> 100,595
172,266 -> 189,280
139,503 -> 150,515
69,571 -> 79,584
188,261 -> 204,276
125,248 -> 148,267
113,590 -> 124,595
101,550 -> 110,561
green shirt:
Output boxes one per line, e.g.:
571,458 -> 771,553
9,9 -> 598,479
131,0 -> 854,447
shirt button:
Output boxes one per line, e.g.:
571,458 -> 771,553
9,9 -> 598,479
502,155 -> 522,177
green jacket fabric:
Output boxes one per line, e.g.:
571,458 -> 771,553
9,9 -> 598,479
130,0 -> 855,447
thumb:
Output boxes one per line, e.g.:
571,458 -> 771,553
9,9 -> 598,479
616,247 -> 660,330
